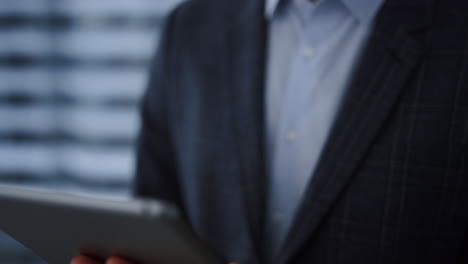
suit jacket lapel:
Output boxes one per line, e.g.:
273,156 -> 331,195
278,1 -> 436,263
225,0 -> 268,262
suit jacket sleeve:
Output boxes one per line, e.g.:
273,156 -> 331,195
132,6 -> 182,207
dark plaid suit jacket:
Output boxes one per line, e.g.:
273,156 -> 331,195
134,0 -> 468,263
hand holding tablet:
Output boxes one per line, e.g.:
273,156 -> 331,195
70,255 -> 241,264
71,255 -> 133,264
0,185 -> 219,264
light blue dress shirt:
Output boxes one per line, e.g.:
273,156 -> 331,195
264,0 -> 385,255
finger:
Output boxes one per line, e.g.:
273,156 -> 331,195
105,256 -> 134,264
70,255 -> 101,264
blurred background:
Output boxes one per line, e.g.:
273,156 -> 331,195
0,0 -> 183,263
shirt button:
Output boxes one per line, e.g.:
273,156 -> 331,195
274,213 -> 284,223
287,131 -> 297,142
303,47 -> 315,58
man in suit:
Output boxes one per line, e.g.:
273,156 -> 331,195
72,0 -> 468,263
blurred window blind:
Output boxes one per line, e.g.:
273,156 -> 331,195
0,0 -> 183,263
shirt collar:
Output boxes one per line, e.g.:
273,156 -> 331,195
265,0 -> 282,19
265,0 -> 385,23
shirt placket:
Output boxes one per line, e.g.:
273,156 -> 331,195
268,4 -> 325,252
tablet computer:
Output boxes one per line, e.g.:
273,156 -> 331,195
0,185 -> 219,264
